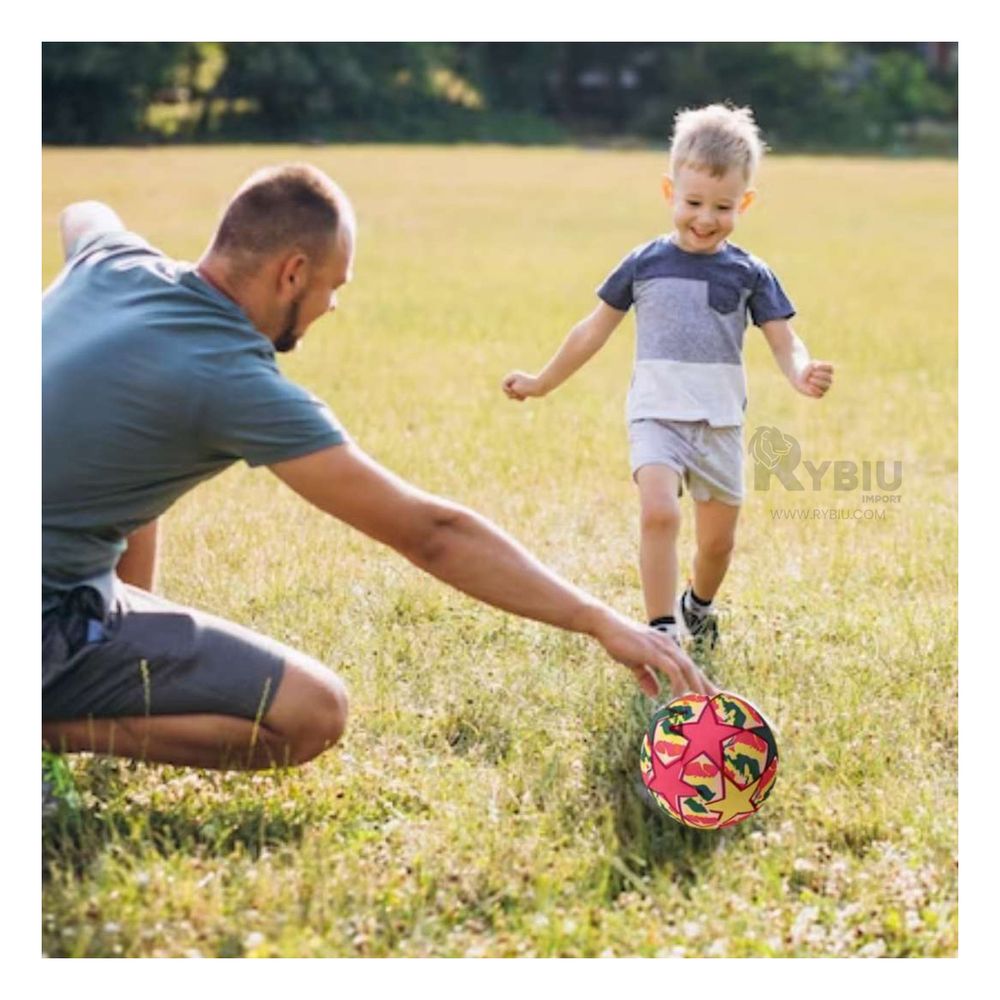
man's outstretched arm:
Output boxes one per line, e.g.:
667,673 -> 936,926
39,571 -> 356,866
270,442 -> 715,699
58,201 -> 125,261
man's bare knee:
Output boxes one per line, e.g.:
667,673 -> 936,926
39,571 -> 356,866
298,673 -> 349,763
273,660 -> 349,765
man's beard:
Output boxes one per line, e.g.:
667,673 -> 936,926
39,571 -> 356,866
273,296 -> 302,353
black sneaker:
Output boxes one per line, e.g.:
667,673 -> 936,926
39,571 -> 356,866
678,587 -> 719,652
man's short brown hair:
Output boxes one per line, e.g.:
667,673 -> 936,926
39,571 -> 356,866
211,163 -> 346,271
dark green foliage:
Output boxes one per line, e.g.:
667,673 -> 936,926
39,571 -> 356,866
212,42 -> 449,139
42,42 -> 957,152
42,42 -> 192,144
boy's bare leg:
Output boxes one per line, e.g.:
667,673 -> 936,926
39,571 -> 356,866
636,464 -> 682,621
691,499 -> 741,600
41,655 -> 348,771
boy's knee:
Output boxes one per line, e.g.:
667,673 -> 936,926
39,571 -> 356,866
641,498 -> 681,534
698,535 -> 735,561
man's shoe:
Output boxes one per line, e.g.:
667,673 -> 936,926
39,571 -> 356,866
678,587 -> 719,652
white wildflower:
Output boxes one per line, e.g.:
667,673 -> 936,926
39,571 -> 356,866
857,939 -> 887,958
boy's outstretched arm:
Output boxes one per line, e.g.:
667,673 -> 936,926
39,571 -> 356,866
760,319 -> 834,399
502,301 -> 626,401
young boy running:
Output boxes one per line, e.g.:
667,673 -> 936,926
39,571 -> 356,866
502,104 -> 833,650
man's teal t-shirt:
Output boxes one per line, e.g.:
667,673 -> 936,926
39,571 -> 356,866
42,230 -> 345,610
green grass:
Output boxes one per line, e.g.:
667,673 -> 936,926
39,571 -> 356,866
41,146 -> 957,957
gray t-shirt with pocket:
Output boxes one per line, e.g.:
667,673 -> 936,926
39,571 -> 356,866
43,230 -> 345,611
598,236 -> 794,427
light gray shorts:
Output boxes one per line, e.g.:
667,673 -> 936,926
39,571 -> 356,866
42,579 -> 288,722
628,419 -> 744,505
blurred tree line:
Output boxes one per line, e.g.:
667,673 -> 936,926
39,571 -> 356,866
42,42 -> 957,152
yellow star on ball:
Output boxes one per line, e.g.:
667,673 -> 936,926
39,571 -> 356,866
706,775 -> 760,826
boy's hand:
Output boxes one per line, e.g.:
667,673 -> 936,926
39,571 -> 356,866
793,360 -> 834,398
502,371 -> 546,401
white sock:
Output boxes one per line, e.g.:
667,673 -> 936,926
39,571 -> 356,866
684,589 -> 714,616
652,621 -> 681,643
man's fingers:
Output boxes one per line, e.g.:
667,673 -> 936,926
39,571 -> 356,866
607,621 -> 714,699
647,632 -> 716,698
632,664 -> 659,697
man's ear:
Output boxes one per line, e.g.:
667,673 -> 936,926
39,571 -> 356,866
661,174 -> 674,202
740,188 -> 757,213
277,251 -> 309,300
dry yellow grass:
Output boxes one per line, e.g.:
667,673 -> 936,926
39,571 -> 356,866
42,146 -> 956,957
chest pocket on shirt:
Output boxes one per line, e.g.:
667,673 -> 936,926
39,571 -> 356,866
707,279 -> 744,315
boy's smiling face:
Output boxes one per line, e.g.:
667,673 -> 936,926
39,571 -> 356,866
662,164 -> 755,254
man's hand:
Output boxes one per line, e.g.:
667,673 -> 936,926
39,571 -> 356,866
502,371 -> 547,401
583,605 -> 717,699
792,360 -> 835,398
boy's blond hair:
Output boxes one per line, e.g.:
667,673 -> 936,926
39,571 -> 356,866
668,104 -> 766,182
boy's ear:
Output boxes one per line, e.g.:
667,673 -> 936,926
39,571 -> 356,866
661,174 -> 674,202
740,188 -> 757,213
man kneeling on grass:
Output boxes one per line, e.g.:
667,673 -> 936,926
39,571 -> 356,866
42,163 -> 715,800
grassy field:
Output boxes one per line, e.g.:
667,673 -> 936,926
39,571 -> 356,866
41,146 -> 957,958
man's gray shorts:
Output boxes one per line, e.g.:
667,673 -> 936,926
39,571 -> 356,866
628,419 -> 744,505
42,580 -> 287,722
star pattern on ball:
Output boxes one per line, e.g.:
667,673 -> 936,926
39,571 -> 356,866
674,700 -> 745,769
648,761 -> 700,815
705,774 -> 760,826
